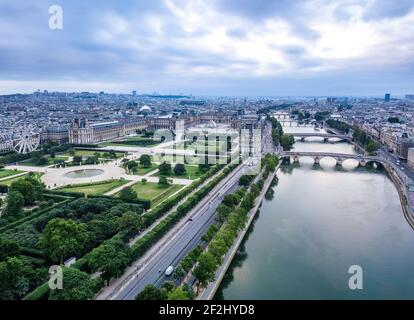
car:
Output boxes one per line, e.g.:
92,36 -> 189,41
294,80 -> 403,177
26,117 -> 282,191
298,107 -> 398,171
188,218 -> 193,222
165,266 -> 174,277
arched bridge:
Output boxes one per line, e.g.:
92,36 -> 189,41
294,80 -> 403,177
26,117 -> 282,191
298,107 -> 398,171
288,132 -> 351,141
281,151 -> 384,167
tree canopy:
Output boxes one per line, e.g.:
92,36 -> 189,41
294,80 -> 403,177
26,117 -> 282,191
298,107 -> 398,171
38,218 -> 87,264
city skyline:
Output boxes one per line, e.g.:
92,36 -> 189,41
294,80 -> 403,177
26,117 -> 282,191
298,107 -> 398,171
1,0 -> 414,96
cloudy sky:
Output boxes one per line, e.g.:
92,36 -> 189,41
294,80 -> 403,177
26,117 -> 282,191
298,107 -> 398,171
1,0 -> 414,96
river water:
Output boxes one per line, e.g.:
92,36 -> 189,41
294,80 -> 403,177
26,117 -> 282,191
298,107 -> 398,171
216,121 -> 414,299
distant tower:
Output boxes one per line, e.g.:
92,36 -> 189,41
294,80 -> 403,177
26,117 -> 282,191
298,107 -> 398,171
385,93 -> 391,102
132,90 -> 137,96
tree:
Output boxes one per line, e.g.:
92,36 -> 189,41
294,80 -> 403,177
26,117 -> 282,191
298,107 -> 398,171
35,156 -> 48,166
139,154 -> 152,168
222,194 -> 240,207
239,175 -> 253,186
0,237 -> 20,262
158,176 -> 170,186
121,158 -> 129,167
38,218 -> 87,264
366,139 -> 379,154
173,163 -> 186,176
9,177 -> 43,205
173,265 -> 185,280
193,252 -> 217,288
88,240 -> 131,285
167,287 -> 190,300
53,159 -> 65,167
280,134 -> 295,151
84,156 -> 98,165
49,267 -> 96,300
0,256 -> 45,300
118,211 -> 143,238
0,257 -> 30,299
136,284 -> 165,300
73,156 -> 82,164
119,187 -> 137,202
159,161 -> 172,175
4,191 -> 24,218
126,160 -> 138,173
141,178 -> 147,184
208,237 -> 227,262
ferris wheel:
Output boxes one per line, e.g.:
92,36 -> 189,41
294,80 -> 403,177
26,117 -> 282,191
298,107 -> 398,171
8,122 -> 40,154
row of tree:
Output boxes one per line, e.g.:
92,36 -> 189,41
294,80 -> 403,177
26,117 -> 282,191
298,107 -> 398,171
267,115 -> 295,151
326,120 -> 379,154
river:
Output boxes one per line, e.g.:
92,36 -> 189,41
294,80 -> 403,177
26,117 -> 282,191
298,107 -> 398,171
215,121 -> 414,299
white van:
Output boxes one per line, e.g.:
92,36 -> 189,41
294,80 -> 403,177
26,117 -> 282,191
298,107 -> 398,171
165,266 -> 174,276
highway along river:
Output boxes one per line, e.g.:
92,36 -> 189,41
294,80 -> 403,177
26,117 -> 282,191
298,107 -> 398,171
216,122 -> 414,299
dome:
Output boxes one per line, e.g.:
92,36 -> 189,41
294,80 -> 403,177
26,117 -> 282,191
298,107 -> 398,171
139,105 -> 151,112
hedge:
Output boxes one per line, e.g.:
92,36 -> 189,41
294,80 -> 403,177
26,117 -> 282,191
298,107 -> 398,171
43,189 -> 84,199
130,163 -> 239,261
0,198 -> 73,233
142,164 -> 225,226
20,246 -> 45,258
87,194 -> 151,210
22,163 -> 238,300
23,282 -> 50,300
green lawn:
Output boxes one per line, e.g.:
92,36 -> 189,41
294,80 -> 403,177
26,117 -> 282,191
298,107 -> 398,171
19,156 -> 68,167
164,140 -> 226,152
0,172 -> 42,186
123,182 -> 183,206
0,169 -> 25,179
153,154 -> 202,165
154,165 -> 203,180
129,163 -> 158,176
57,179 -> 130,196
98,136 -> 162,148
61,150 -> 125,159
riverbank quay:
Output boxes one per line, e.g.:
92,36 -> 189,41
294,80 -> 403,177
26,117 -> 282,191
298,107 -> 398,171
197,162 -> 281,300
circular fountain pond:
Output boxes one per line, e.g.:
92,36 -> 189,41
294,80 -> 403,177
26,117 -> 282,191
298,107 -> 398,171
64,169 -> 104,178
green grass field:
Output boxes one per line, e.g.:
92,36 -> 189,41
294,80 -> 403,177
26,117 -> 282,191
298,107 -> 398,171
130,163 -> 158,176
19,156 -> 68,167
57,179 -> 130,196
0,172 -> 42,186
0,169 -> 25,179
154,165 -> 202,180
98,135 -> 162,148
152,154 -> 202,165
164,140 -> 226,152
61,150 -> 125,158
123,182 -> 183,206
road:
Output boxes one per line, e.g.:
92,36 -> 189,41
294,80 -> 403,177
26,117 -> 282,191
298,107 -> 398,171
109,162 -> 247,300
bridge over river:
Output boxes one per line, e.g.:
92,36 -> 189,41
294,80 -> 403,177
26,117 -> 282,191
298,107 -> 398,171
281,151 -> 385,166
288,132 -> 351,141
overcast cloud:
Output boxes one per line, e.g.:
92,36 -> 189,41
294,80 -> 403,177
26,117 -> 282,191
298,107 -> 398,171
0,0 -> 414,96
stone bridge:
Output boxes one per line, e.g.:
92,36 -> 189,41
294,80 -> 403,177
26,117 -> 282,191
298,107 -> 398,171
288,132 -> 351,142
281,151 -> 385,167
275,119 -> 313,126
